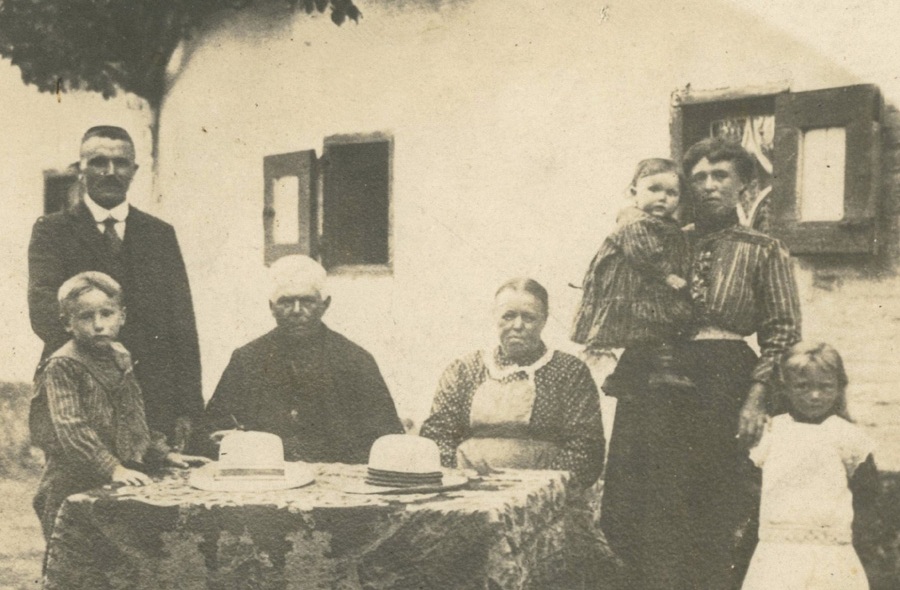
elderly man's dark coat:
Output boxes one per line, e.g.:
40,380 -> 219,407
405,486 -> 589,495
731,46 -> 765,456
28,201 -> 203,438
192,326 -> 404,463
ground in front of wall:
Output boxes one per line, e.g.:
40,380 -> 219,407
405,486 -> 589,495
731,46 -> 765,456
0,473 -> 43,590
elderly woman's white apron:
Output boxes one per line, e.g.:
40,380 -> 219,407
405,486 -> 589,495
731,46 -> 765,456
456,349 -> 561,471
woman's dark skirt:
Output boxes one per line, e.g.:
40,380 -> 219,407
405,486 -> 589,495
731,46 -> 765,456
600,341 -> 761,590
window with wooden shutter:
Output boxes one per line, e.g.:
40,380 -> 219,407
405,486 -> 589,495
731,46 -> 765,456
771,84 -> 882,254
672,83 -> 883,255
263,132 -> 392,271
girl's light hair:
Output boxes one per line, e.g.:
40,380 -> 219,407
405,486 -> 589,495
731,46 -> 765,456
58,271 -> 123,321
780,341 -> 851,421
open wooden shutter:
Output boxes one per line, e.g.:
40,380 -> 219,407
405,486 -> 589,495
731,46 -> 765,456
771,84 -> 882,254
263,150 -> 319,265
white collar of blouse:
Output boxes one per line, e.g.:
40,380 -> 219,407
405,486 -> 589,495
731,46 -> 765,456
483,346 -> 555,382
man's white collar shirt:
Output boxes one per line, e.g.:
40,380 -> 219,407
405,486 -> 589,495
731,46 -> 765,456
84,196 -> 129,237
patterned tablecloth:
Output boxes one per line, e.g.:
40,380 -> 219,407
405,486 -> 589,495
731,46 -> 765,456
43,463 -> 581,590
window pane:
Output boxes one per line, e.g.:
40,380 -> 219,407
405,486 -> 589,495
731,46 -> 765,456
272,176 -> 300,244
322,140 -> 390,267
798,127 -> 845,222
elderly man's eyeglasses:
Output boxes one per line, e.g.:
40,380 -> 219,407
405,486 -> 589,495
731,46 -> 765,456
273,296 -> 322,311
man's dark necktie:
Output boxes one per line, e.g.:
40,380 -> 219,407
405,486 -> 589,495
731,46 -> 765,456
102,217 -> 123,255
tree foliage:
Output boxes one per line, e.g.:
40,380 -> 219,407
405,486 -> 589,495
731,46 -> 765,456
0,0 -> 360,109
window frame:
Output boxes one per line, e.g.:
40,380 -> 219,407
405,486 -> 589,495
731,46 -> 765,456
670,83 -> 786,229
770,84 -> 883,255
670,83 -> 883,255
321,131 -> 394,275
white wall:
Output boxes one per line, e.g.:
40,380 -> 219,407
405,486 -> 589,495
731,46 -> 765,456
156,0 -> 873,424
3,0 -> 900,465
0,63 -> 151,381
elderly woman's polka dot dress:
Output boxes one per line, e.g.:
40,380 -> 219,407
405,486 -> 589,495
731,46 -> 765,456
420,344 -> 605,488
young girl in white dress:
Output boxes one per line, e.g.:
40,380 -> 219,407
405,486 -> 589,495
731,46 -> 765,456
742,342 -> 879,590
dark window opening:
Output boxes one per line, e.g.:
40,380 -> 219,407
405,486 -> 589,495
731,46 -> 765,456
322,138 -> 391,269
43,170 -> 80,214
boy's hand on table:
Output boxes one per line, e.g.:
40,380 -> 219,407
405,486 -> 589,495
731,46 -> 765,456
665,274 -> 688,290
112,465 -> 153,486
165,452 -> 212,469
171,416 -> 193,451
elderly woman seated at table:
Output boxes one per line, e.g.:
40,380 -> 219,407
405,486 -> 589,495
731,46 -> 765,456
420,278 -> 605,488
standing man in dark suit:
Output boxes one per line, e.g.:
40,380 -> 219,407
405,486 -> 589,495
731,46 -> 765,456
28,126 -> 202,448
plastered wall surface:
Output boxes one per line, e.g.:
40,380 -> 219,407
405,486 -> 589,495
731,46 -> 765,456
2,0 -> 900,467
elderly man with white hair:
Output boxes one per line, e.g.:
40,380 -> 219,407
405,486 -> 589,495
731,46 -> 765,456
191,255 -> 403,463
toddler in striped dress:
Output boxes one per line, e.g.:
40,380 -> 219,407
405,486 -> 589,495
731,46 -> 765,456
571,158 -> 693,387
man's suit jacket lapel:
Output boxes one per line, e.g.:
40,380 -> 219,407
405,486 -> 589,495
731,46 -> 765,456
120,207 -> 165,310
121,207 -> 147,267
